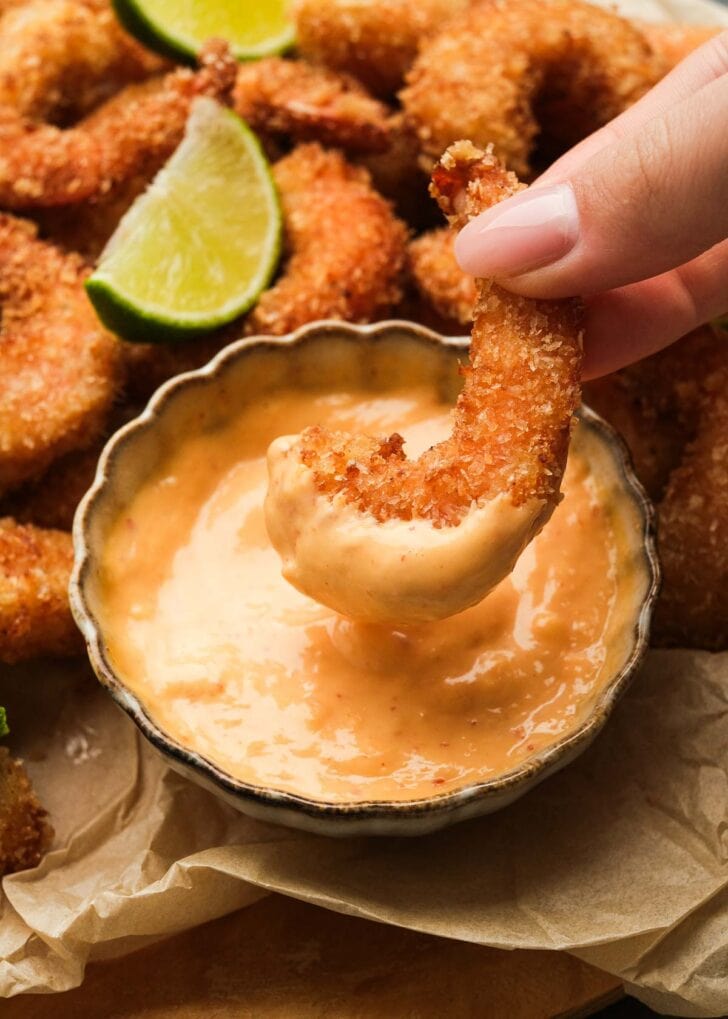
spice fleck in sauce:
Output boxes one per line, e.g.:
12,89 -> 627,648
100,387 -> 619,803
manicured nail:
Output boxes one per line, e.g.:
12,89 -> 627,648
455,183 -> 579,278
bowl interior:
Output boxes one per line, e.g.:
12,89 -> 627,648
72,321 -> 658,835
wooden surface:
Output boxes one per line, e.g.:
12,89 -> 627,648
5,894 -> 623,1018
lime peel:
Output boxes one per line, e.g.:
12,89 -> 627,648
87,98 -> 281,344
112,0 -> 295,64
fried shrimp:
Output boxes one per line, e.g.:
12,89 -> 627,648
0,518 -> 81,662
233,57 -> 392,154
246,144 -> 408,337
0,38 -> 236,208
401,0 -> 662,178
634,21 -> 721,73
0,0 -> 166,123
0,214 -> 121,494
0,747 -> 53,875
293,0 -> 472,96
265,142 -> 583,624
409,227 -> 477,327
585,325 -> 728,650
655,374 -> 728,651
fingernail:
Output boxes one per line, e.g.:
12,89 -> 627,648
455,183 -> 579,278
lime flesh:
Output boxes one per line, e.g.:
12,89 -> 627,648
112,0 -> 295,63
86,98 -> 281,344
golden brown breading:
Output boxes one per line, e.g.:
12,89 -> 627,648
293,0 -> 473,96
0,747 -> 53,876
408,227 -> 476,326
401,0 -> 662,178
635,20 -> 721,73
585,326 -> 728,651
233,57 -> 392,154
246,144 -> 409,336
295,142 -> 582,525
0,39 -> 236,209
0,518 -> 81,663
0,0 -> 167,123
655,375 -> 728,651
0,214 -> 122,495
583,326 -> 723,501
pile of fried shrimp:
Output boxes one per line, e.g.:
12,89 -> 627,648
0,0 -> 724,874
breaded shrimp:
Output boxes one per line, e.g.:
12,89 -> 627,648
233,58 -> 392,154
401,0 -> 662,178
36,56 -> 388,259
585,325 -> 728,651
0,0 -> 166,122
408,227 -> 476,326
583,326 -> 724,501
0,747 -> 53,875
0,39 -> 236,208
655,374 -> 728,651
265,142 -> 583,624
246,144 -> 408,336
293,0 -> 473,96
0,214 -> 121,494
0,518 -> 81,662
635,20 -> 721,73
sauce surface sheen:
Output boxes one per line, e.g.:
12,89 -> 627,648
100,386 -> 618,803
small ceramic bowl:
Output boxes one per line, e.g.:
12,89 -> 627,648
71,320 -> 659,837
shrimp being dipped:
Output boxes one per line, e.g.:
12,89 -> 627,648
246,144 -> 408,336
265,142 -> 583,625
0,39 -> 236,209
0,214 -> 121,494
0,0 -> 166,123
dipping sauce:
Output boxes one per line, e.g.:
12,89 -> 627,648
100,386 -> 620,803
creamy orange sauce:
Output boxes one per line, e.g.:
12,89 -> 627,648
100,387 -> 619,803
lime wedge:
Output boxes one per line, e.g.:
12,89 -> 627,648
86,98 -> 281,344
112,0 -> 295,63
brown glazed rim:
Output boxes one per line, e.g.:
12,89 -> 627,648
70,320 -> 661,828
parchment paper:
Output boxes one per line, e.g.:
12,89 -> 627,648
2,0 -> 727,1012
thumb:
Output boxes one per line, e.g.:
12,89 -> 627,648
455,73 -> 728,299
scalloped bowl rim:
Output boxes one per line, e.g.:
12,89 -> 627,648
70,320 -> 661,836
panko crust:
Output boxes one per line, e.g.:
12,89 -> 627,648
0,0 -> 167,123
299,143 -> 582,525
233,57 -> 392,154
0,39 -> 236,209
401,0 -> 662,177
0,213 -> 122,495
408,227 -> 477,326
0,518 -> 81,663
246,144 -> 409,336
293,0 -> 473,96
0,747 -> 53,876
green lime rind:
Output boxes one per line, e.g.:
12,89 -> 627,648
86,99 -> 281,345
0,706 -> 8,739
111,0 -> 295,65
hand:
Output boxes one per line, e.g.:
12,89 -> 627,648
454,31 -> 728,378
